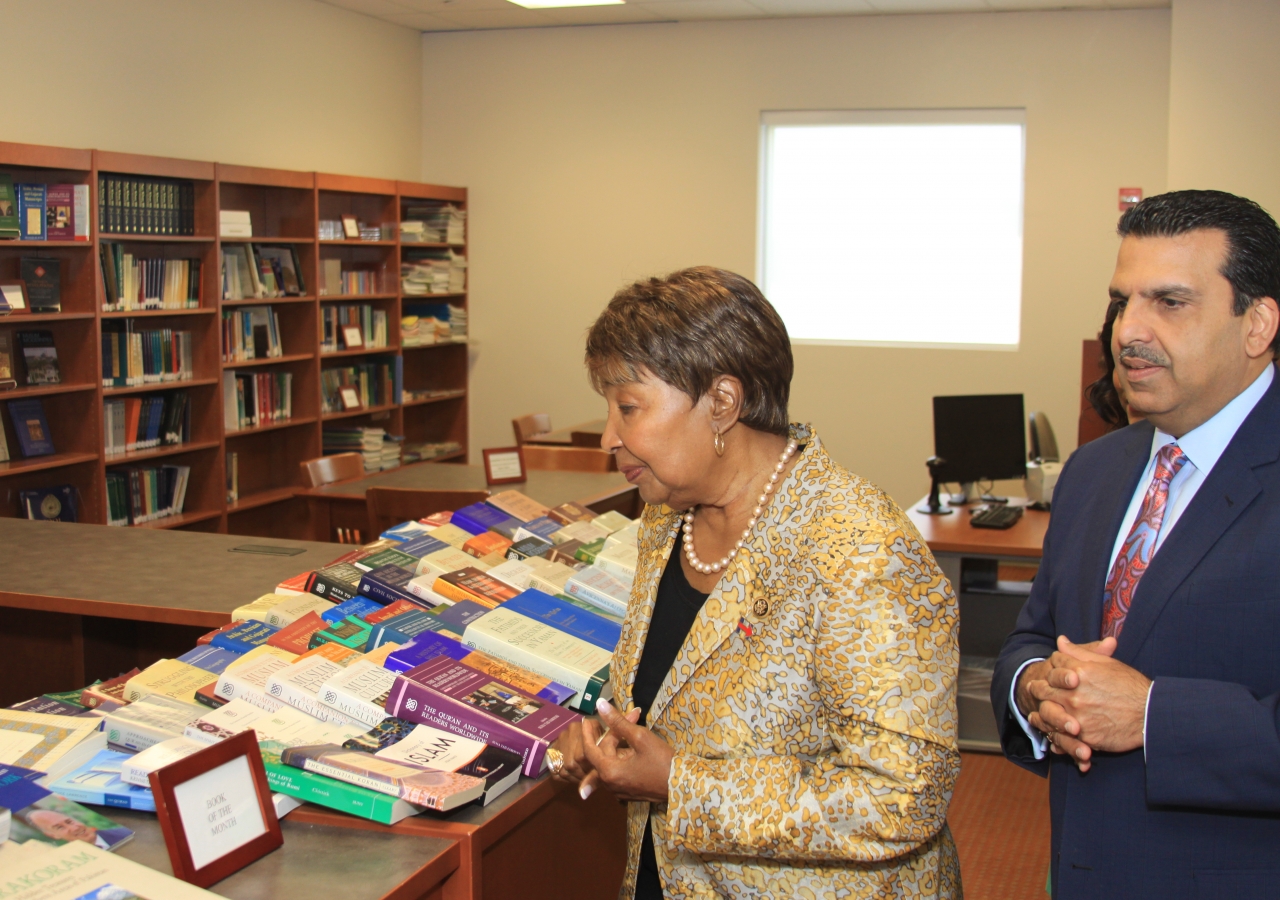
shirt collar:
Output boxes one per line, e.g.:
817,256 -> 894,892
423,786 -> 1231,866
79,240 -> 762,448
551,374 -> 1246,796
1151,362 -> 1275,473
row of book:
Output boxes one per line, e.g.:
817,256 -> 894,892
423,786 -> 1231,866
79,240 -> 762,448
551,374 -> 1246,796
404,440 -> 463,464
98,174 -> 196,236
100,242 -> 202,311
401,249 -> 466,295
221,244 -> 306,300
101,326 -> 195,387
0,175 -> 90,241
401,203 -> 465,245
106,464 -> 192,526
321,302 -> 390,353
323,427 -> 401,472
320,259 -> 386,297
222,306 -> 283,362
222,370 -> 293,432
103,392 -> 191,456
320,359 -> 400,413
402,303 -> 466,346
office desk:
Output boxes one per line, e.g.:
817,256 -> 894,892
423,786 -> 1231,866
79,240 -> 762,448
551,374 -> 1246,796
524,419 -> 607,446
292,774 -> 627,900
109,807 -> 462,900
301,464 -> 637,543
908,497 -> 1048,752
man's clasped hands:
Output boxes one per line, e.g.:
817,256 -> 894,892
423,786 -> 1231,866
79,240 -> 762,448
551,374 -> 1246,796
1015,635 -> 1154,772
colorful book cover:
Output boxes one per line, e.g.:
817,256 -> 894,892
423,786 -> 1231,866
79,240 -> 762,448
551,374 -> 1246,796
17,183 -> 46,240
18,485 -> 77,522
309,615 -> 372,652
0,172 -> 19,238
434,568 -> 519,609
20,256 -> 61,311
485,490 -> 551,523
513,516 -> 561,542
352,547 -> 420,573
320,595 -> 381,624
381,520 -> 434,542
281,743 -> 484,811
5,792 -> 134,851
80,670 -> 139,709
428,599 -> 491,635
366,609 -> 446,651
306,562 -> 365,603
502,588 -> 621,651
259,739 -> 424,825
385,632 -> 576,705
386,656 -> 581,777
395,534 -> 451,560
211,619 -> 281,654
266,610 -> 327,655
451,502 -> 518,536
362,599 -> 421,624
47,749 -> 156,812
7,397 -> 54,457
547,501 -> 598,526
44,185 -> 75,241
7,696 -> 87,717
462,531 -> 512,559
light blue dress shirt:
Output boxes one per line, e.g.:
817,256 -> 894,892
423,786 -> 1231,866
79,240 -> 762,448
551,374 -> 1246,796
1010,363 -> 1275,759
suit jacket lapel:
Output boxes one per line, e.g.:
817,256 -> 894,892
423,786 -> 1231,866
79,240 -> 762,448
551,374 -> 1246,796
1116,374 -> 1280,660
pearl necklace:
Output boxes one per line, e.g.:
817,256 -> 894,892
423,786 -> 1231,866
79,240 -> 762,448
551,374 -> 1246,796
683,439 -> 799,575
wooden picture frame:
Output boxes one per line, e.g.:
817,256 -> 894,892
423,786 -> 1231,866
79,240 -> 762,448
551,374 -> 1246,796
340,386 -> 362,410
148,730 -> 282,888
342,324 -> 363,350
483,446 -> 526,485
341,215 -> 360,239
0,280 -> 30,315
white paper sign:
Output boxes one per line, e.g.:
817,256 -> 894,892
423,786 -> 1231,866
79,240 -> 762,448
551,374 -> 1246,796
488,451 -> 523,480
171,755 -> 266,870
1,285 -> 26,310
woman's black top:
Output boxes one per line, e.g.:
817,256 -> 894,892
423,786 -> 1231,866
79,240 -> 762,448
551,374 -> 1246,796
631,530 -> 709,900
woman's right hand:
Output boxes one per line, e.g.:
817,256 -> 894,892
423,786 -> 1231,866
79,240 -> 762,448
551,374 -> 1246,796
549,706 -> 643,799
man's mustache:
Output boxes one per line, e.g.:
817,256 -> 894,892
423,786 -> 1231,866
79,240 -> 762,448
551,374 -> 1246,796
1119,345 -> 1170,367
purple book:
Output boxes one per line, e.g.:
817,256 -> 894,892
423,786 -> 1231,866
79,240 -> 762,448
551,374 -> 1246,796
384,633 -> 577,706
385,656 -> 581,776
450,502 -> 518,536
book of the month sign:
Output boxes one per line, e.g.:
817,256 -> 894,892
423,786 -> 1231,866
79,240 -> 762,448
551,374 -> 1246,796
150,729 -> 283,887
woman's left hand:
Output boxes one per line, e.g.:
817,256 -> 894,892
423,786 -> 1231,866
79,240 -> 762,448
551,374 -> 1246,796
580,698 -> 674,804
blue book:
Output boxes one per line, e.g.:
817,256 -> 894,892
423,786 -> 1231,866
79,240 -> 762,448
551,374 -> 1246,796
365,609 -> 443,651
0,764 -> 52,812
502,589 -> 621,651
451,502 -> 515,536
47,749 -> 155,812
211,620 -> 280,654
385,633 -> 577,706
358,564 -> 418,607
515,516 -> 560,541
17,183 -> 46,240
381,520 -> 434,542
177,644 -> 240,675
18,485 -> 77,522
396,534 -> 451,559
7,398 -> 54,457
320,595 -> 382,624
429,599 -> 490,635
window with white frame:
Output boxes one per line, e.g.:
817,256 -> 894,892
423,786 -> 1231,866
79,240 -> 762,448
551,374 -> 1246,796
758,109 -> 1026,349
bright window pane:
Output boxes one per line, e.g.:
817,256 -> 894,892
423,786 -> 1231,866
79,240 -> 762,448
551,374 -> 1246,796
760,110 -> 1025,349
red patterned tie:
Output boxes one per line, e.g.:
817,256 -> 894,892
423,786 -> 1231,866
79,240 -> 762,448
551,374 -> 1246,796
1100,444 -> 1188,639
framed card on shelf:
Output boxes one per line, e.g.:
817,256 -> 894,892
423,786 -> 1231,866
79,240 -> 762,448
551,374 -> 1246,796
340,386 -> 362,410
483,446 -> 526,485
342,325 -> 363,350
341,215 -> 360,239
148,730 -> 283,888
0,280 -> 29,315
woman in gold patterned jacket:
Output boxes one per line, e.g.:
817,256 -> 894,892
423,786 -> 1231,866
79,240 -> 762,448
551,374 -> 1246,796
547,266 -> 961,900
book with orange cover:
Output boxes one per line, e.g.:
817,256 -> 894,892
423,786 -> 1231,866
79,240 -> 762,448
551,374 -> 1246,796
434,568 -> 519,609
462,531 -> 512,559
296,641 -> 364,667
267,610 -> 327,655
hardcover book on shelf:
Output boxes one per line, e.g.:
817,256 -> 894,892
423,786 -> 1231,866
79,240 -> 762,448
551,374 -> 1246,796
43,185 -> 75,241
47,748 -> 156,812
344,718 -> 522,806
0,173 -> 20,239
19,257 -> 60,312
16,330 -> 59,384
281,743 -> 485,812
7,397 -> 54,457
385,656 -> 581,777
17,183 -> 46,240
19,485 -> 77,522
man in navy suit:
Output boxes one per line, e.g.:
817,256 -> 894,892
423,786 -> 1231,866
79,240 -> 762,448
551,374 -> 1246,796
993,190 -> 1280,899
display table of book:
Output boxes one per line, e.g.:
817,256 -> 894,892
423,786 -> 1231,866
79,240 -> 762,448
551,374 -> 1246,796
301,464 -> 637,544
107,807 -> 463,900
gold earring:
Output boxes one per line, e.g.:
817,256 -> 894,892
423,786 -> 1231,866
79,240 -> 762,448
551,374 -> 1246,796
714,429 -> 725,456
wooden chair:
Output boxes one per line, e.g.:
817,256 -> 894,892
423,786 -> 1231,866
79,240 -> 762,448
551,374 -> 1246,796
300,452 -> 364,488
570,431 -> 602,448
512,413 -> 552,445
522,445 -> 617,473
366,487 -> 491,538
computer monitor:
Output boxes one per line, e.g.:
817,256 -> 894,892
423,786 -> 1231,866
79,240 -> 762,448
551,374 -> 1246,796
931,394 -> 1027,497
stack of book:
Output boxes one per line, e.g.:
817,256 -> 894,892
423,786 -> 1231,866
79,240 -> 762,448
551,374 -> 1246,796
401,250 -> 466,295
222,306 -> 283,361
401,203 -> 465,244
323,426 -> 387,472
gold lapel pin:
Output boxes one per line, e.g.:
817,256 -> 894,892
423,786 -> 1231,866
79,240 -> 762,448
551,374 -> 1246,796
753,598 -> 770,617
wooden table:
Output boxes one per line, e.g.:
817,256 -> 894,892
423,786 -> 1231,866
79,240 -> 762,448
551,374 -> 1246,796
523,419 -> 607,446
907,497 -> 1048,752
109,807 -> 462,900
292,773 -> 628,900
301,463 -> 637,544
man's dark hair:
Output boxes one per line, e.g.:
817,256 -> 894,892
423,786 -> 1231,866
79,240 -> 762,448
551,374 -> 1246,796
1118,190 -> 1280,351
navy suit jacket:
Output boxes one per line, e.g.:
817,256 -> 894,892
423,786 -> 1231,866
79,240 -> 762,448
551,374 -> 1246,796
992,366 -> 1280,900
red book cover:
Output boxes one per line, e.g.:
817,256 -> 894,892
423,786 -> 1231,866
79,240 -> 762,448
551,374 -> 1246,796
79,669 -> 140,708
462,532 -> 512,559
45,185 -> 75,240
277,571 -> 310,594
434,568 -> 519,609
267,610 -> 326,654
363,599 -> 420,624
419,511 -> 452,527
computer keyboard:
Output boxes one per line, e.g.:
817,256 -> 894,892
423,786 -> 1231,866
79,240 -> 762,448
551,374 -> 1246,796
969,504 -> 1024,530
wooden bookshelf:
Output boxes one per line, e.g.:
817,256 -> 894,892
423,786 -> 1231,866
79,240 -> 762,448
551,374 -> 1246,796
0,141 -> 469,537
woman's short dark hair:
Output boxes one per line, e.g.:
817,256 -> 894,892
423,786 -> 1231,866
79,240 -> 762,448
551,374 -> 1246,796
1085,299 -> 1128,430
1118,189 -> 1280,352
585,266 -> 792,436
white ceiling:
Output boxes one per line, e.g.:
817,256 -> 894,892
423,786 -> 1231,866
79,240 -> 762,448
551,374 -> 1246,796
320,0 -> 1168,32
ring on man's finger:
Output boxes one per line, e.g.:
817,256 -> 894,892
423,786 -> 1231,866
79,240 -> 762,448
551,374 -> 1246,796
547,748 -> 565,775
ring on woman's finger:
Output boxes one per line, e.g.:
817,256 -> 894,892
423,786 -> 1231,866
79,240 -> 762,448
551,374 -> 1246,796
546,747 -> 565,775
1048,732 -> 1057,746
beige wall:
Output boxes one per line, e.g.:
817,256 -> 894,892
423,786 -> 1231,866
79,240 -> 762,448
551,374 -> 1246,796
2,0 -> 422,180
422,10 -> 1171,506
1168,0 -> 1280,212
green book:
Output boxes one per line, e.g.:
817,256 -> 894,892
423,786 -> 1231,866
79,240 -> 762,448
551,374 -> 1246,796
575,537 -> 606,565
308,615 -> 373,651
355,548 -> 419,572
259,741 -> 423,825
0,173 -> 19,239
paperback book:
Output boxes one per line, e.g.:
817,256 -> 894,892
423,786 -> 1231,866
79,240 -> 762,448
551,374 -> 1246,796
280,743 -> 484,811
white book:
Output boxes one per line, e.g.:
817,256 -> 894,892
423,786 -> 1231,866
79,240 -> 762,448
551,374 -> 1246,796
527,561 -> 577,596
0,710 -> 106,784
215,655 -> 292,712
551,519 -> 611,545
415,547 -> 478,579
591,510 -> 633,534
232,592 -> 289,622
605,521 -> 641,550
461,606 -> 613,712
486,559 -> 538,591
319,659 -> 397,727
564,566 -> 631,618
73,184 -> 90,241
263,592 -> 333,627
594,542 -> 638,584
120,735 -> 208,785
406,572 -> 453,607
2,840 -> 221,899
187,698 -> 360,748
265,656 -> 365,726
103,695 -> 202,752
